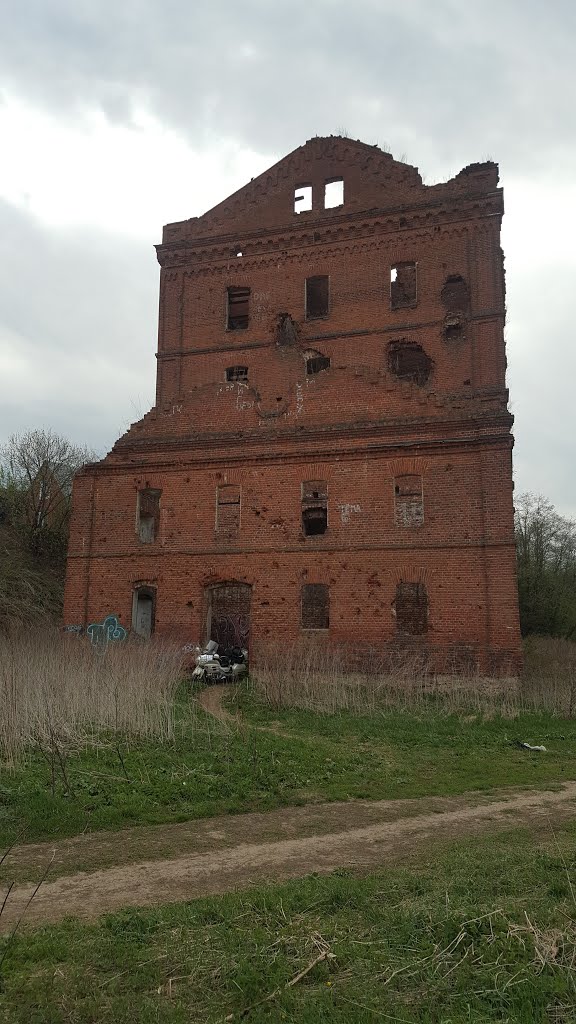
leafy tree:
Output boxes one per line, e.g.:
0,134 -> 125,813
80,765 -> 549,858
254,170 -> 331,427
515,493 -> 576,638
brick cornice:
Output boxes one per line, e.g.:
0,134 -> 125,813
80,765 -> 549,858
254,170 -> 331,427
87,413 -> 513,475
155,191 -> 503,270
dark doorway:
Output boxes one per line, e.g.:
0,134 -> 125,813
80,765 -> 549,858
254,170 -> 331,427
207,583 -> 251,650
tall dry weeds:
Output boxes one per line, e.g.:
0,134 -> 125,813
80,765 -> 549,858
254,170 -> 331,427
251,637 -> 576,717
0,628 -> 185,762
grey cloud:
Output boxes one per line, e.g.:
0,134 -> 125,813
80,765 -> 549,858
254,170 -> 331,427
0,0 -> 575,178
0,200 -> 157,453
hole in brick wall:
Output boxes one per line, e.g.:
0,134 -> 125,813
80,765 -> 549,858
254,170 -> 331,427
302,479 -> 328,536
444,316 -> 465,343
226,365 -> 248,382
388,340 -> 433,386
227,286 -> 250,330
324,178 -> 344,209
306,351 -> 331,375
216,484 -> 241,536
390,262 -> 417,308
394,581 -> 428,635
294,184 -> 312,214
137,488 -> 161,543
276,312 -> 299,346
394,475 -> 424,527
306,275 -> 329,319
441,274 -> 470,313
301,583 -> 329,629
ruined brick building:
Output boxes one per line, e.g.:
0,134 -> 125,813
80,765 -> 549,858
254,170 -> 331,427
64,136 -> 522,673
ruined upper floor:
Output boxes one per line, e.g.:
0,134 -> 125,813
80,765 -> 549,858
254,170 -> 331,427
157,136 -> 501,256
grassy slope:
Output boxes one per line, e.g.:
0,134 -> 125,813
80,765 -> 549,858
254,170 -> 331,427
1,686 -> 576,847
3,823 -> 576,1022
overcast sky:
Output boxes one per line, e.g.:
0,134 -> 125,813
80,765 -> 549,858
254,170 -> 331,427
0,1 -> 575,515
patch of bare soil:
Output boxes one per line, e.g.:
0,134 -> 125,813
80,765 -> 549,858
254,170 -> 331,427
195,684 -> 240,725
2,783 -> 576,933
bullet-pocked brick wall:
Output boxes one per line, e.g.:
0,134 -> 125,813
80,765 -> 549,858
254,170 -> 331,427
64,136 -> 522,675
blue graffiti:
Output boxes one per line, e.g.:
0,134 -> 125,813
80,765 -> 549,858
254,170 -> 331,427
86,615 -> 128,652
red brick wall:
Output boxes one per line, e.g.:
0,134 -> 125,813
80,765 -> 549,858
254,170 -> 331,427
64,137 -> 521,675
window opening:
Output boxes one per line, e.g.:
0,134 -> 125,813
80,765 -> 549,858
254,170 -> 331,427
394,582 -> 428,635
216,484 -> 241,536
324,178 -> 344,209
306,353 -> 331,375
137,488 -> 161,543
301,583 -> 329,629
390,262 -> 417,308
441,274 -> 470,314
227,286 -> 250,330
226,365 -> 248,382
132,586 -> 156,639
302,479 -> 327,536
394,475 -> 424,527
305,275 -> 329,319
294,184 -> 312,214
388,340 -> 432,386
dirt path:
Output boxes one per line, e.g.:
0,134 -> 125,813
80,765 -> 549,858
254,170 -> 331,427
2,782 -> 576,933
195,684 -> 240,725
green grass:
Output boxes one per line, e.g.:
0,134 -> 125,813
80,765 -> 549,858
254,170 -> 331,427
3,823 -> 576,1022
1,683 -> 576,848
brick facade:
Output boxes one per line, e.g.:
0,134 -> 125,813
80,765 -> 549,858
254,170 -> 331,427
64,136 -> 522,674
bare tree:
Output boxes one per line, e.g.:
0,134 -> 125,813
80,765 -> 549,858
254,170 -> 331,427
0,429 -> 97,556
515,492 -> 576,638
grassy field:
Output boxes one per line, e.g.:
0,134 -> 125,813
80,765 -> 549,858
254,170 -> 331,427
2,821 -> 576,1022
1,682 -> 576,849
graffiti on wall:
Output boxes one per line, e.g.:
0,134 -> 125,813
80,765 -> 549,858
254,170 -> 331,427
86,615 -> 128,652
337,502 -> 361,524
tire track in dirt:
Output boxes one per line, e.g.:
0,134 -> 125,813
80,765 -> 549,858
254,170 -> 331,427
3,782 -> 576,932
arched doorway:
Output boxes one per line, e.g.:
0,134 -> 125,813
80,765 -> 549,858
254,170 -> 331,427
132,586 -> 156,639
206,583 -> 251,650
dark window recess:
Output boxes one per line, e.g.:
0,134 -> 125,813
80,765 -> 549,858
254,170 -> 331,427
441,274 -> 470,314
217,484 -> 241,536
390,262 -> 417,308
305,276 -> 329,319
227,287 -> 250,330
394,582 -> 428,635
294,184 -> 312,214
394,475 -> 424,527
226,365 -> 248,382
306,354 -> 331,375
301,583 -> 330,629
137,488 -> 161,543
302,479 -> 328,536
388,341 -> 432,386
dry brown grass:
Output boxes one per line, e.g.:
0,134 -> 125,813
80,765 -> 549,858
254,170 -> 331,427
0,628 -> 185,762
251,636 -> 576,717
